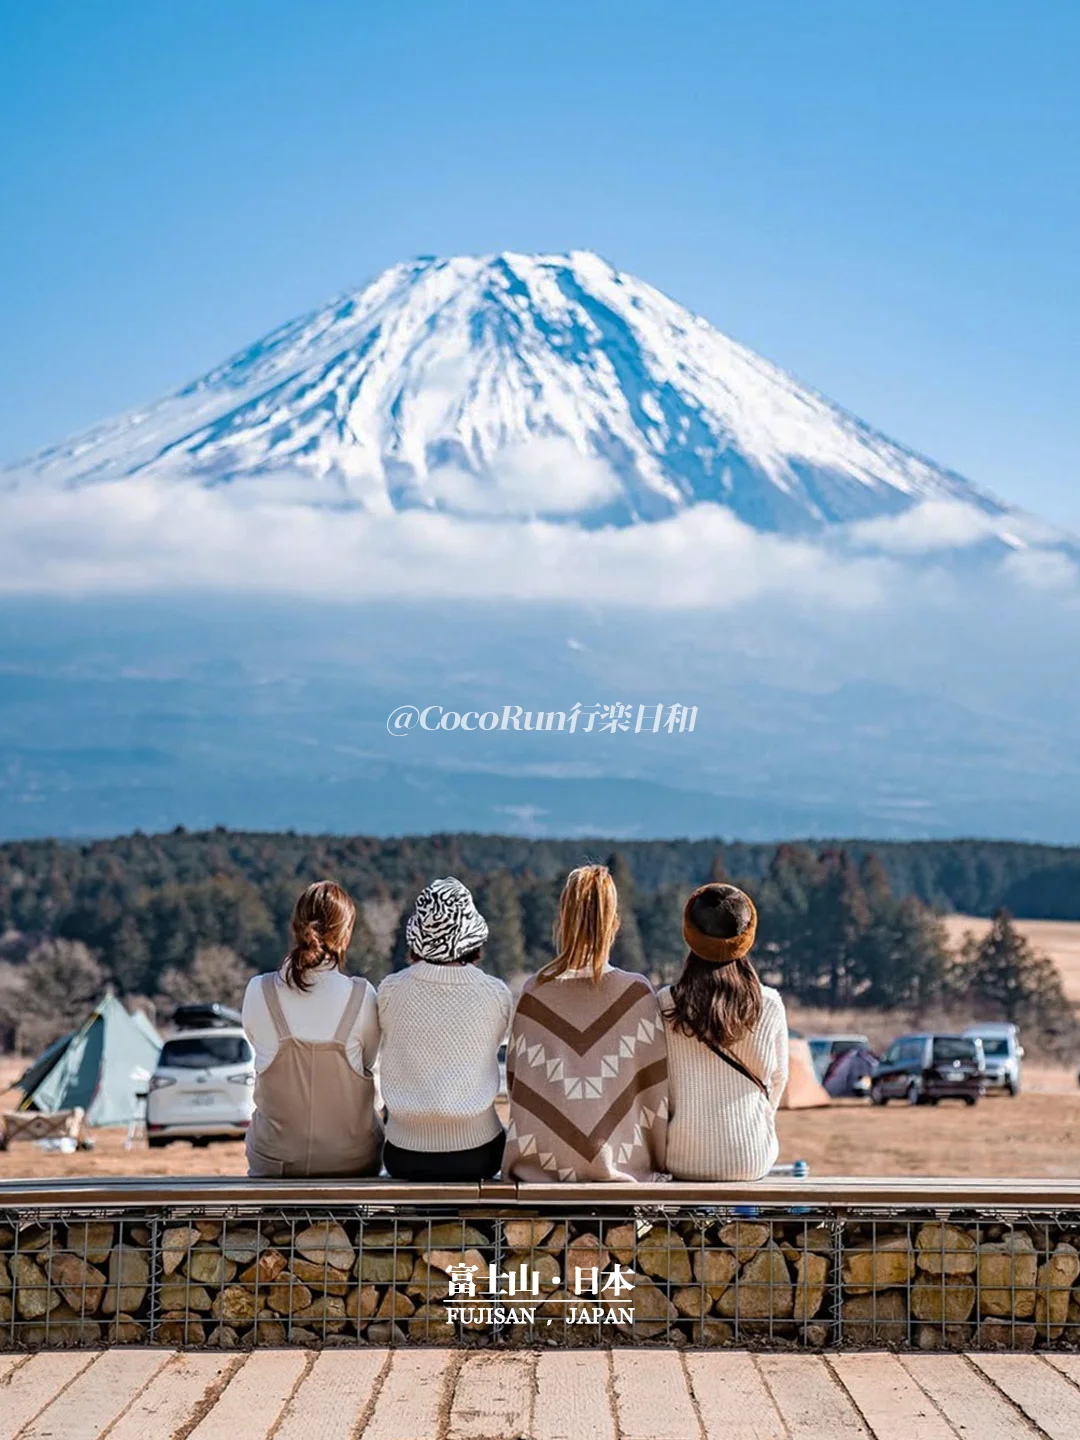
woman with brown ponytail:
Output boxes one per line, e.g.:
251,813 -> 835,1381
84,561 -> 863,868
242,881 -> 382,1177
503,864 -> 668,1183
659,883 -> 788,1181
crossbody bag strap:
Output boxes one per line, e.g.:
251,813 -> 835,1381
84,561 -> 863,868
699,1035 -> 769,1098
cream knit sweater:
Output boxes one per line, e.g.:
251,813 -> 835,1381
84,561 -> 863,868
658,983 -> 789,1182
377,961 -> 512,1153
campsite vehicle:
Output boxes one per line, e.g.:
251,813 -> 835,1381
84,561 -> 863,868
870,1033 -> 984,1106
963,1022 -> 1023,1095
169,1002 -> 243,1031
807,1034 -> 871,1082
145,1025 -> 255,1146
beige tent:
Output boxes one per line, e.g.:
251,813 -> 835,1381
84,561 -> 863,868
780,1036 -> 831,1109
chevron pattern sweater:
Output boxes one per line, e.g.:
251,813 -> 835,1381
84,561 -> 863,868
504,967 -> 668,1183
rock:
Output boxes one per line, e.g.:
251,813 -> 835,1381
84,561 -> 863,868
716,1244 -> 793,1321
266,1281 -> 313,1315
794,1252 -> 829,1322
803,1323 -> 830,1347
693,1247 -> 738,1299
157,1312 -> 206,1346
207,1325 -> 240,1348
421,1223 -> 489,1249
256,1320 -> 287,1345
22,1308 -> 102,1347
637,1231 -> 692,1285
187,1248 -> 237,1287
290,1295 -> 347,1330
539,1224 -> 568,1253
915,1223 -> 977,1275
423,1247 -> 488,1277
14,1255 -> 59,1318
841,1290 -> 908,1345
0,1255 -> 9,1289
129,1226 -> 151,1246
347,1286 -> 381,1321
47,1253 -> 107,1314
296,1221 -> 354,1272
406,1259 -> 451,1300
408,1304 -> 456,1342
1036,1243 -> 1080,1337
566,1234 -> 610,1287
360,1225 -> 414,1247
160,1226 -> 200,1276
212,1286 -> 259,1324
102,1248 -> 149,1316
240,1250 -> 288,1286
65,1223 -> 114,1266
911,1276 -> 976,1324
842,1236 -> 915,1292
16,1225 -> 50,1251
289,1258 -> 351,1294
108,1314 -> 146,1344
503,1219 -> 554,1249
603,1223 -> 638,1264
365,1320 -> 407,1345
975,1319 -> 1036,1350
782,1226 -> 833,1257
376,1289 -> 415,1320
358,1252 -> 415,1285
978,1232 -> 1037,1317
159,1282 -> 213,1313
915,1323 -> 972,1351
690,1318 -> 735,1346
286,1325 -> 321,1345
222,1228 -> 268,1264
718,1223 -> 770,1263
616,1275 -> 678,1339
196,1221 -> 223,1241
0,1295 -> 12,1323
673,1286 -> 710,1318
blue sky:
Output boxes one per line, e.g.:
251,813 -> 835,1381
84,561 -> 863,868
1,0 -> 1077,526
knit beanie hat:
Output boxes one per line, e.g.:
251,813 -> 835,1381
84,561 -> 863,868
406,877 -> 489,963
682,883 -> 757,965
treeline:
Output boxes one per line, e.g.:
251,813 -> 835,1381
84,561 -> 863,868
0,829 -> 1075,1055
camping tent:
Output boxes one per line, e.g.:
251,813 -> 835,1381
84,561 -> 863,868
17,995 -> 161,1127
823,1045 -> 878,1098
780,1035 -> 831,1109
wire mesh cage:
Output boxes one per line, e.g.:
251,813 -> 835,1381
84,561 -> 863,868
2,1202 -> 1079,1351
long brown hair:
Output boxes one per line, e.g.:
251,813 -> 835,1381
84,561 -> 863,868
284,881 -> 356,992
669,884 -> 762,1047
538,865 -> 620,983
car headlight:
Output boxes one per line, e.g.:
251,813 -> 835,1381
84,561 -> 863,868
149,1075 -> 176,1091
227,1072 -> 255,1086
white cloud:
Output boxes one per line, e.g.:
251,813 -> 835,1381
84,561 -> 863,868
424,438 -> 623,516
845,500 -> 999,554
1001,547 -> 1080,593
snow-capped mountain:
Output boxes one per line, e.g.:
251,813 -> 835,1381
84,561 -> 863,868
2,250 -> 1021,536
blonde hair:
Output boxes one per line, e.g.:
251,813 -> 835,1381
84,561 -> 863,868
538,865 -> 620,983
284,881 -> 356,992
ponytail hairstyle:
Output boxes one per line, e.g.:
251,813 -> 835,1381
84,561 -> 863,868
538,864 -> 620,983
668,884 -> 763,1048
284,881 -> 356,992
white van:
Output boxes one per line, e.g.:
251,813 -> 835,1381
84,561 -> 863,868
963,1023 -> 1023,1096
146,1027 -> 255,1146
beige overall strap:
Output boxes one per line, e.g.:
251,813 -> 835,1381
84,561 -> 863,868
261,974 -> 291,1040
332,978 -> 366,1045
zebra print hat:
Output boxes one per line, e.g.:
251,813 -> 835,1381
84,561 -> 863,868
406,877 -> 489,963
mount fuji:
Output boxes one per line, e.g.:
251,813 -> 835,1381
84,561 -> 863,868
1,250 -> 1053,548
1,253 -> 1077,842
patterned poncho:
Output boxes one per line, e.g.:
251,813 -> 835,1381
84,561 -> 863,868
503,966 -> 668,1182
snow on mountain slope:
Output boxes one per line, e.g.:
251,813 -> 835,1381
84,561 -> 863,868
2,251 -> 1020,535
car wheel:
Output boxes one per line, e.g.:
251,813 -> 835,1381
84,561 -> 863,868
147,1136 -> 168,1149
964,1095 -> 978,1106
1005,1080 -> 1018,1097
906,1081 -> 922,1106
870,1082 -> 887,1106
191,1136 -> 211,1148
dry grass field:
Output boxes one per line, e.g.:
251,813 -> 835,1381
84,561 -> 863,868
3,1053 -> 1080,1181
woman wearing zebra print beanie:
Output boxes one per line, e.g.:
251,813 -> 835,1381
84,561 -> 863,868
377,877 -> 512,1180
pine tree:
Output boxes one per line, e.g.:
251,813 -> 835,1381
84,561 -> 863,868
636,885 -> 689,982
960,909 -> 1070,1031
477,869 -> 527,980
606,851 -> 647,973
519,874 -> 562,970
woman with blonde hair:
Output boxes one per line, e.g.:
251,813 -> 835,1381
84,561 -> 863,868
504,864 -> 667,1182
659,882 -> 788,1181
242,880 -> 382,1177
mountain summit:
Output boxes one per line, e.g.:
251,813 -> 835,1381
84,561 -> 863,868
5,250 -> 1016,536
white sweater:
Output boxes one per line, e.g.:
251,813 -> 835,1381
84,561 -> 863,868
658,983 -> 789,1182
242,965 -> 380,1077
377,962 -> 512,1153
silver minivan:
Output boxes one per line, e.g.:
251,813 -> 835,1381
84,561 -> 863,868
963,1023 -> 1023,1096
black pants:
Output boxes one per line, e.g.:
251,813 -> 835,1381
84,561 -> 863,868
383,1130 -> 505,1182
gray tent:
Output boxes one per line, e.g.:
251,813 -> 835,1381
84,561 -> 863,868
17,995 -> 161,1127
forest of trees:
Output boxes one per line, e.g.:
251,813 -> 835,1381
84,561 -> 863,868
0,828 -> 1075,1054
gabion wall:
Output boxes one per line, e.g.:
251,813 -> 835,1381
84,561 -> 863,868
2,1207 -> 1078,1352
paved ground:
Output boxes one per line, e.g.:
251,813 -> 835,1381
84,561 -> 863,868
3,1347 -> 1080,1439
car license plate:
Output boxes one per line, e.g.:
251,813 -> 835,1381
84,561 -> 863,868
945,1072 -> 962,1081
190,1094 -> 217,1107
